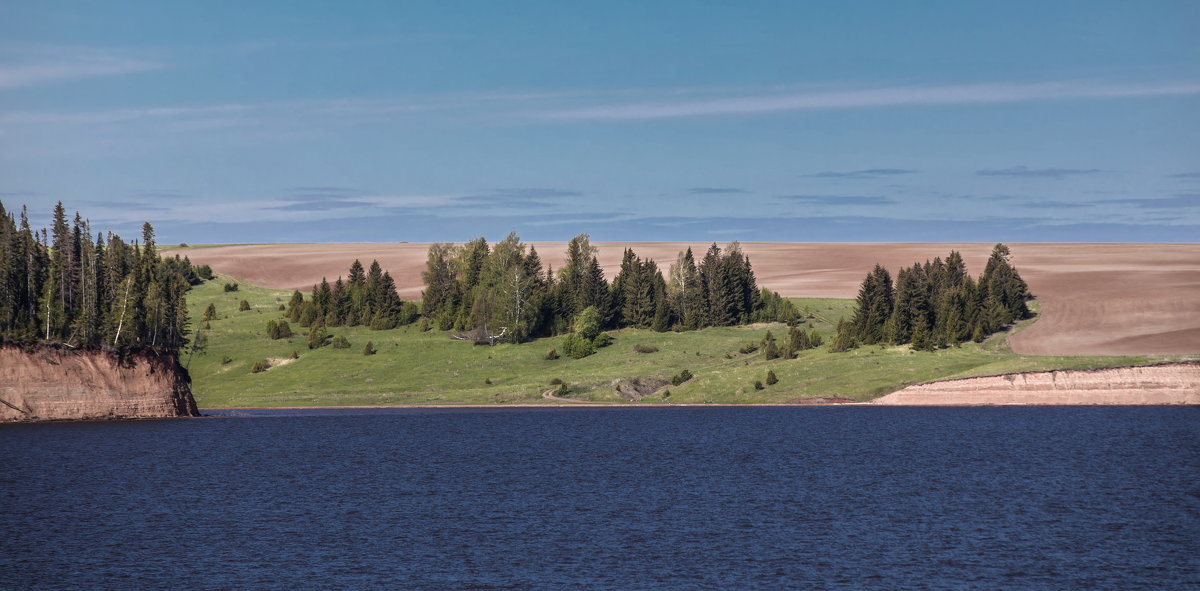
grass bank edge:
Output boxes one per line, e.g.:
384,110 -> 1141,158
184,277 -> 1181,408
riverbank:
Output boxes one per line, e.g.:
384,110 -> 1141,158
872,362 -> 1200,405
199,364 -> 1200,410
0,346 -> 199,422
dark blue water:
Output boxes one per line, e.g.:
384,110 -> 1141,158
3,407 -> 1198,590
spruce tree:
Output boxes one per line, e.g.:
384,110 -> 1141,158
761,330 -> 780,360
829,317 -> 855,353
851,264 -> 894,345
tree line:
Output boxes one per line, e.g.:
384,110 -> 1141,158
0,201 -> 211,352
832,244 -> 1032,352
283,259 -> 420,332
419,233 -> 798,344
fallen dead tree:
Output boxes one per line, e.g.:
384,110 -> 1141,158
450,326 -> 508,346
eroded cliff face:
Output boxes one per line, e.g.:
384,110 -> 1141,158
0,346 -> 198,422
873,363 -> 1200,406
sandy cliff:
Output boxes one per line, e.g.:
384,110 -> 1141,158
873,363 -> 1200,405
0,347 -> 199,422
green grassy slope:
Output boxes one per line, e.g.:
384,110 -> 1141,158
184,278 -> 1167,408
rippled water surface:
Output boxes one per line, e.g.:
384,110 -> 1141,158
4,407 -> 1198,589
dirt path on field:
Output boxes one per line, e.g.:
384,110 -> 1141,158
541,388 -> 589,403
166,242 -> 1200,357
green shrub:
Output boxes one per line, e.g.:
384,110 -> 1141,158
331,335 -> 351,349
549,378 -> 563,385
267,320 -> 293,340
250,359 -> 271,373
545,348 -> 560,360
593,332 -> 613,348
221,355 -> 233,365
363,341 -> 377,355
307,325 -> 328,349
223,282 -> 239,292
278,303 -> 286,311
203,303 -> 217,322
572,306 -> 602,341
671,369 -> 694,386
369,312 -> 396,331
562,333 -> 595,359
766,370 -> 778,386
738,342 -> 758,354
754,380 -> 764,390
238,299 -> 250,311
633,343 -> 659,354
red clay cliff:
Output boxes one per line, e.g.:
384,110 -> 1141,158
0,346 -> 199,422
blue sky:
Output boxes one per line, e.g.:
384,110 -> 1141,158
1,1 -> 1197,243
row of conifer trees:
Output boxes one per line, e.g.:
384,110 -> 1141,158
0,201 -> 211,352
831,244 -> 1032,352
417,233 -> 798,343
282,259 -> 420,331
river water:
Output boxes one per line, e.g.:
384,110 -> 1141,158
3,406 -> 1198,589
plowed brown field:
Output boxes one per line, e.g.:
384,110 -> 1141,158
168,242 -> 1200,357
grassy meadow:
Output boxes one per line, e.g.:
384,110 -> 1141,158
184,277 -> 1168,408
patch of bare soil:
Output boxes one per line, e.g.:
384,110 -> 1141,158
872,363 -> 1200,405
613,377 -> 670,400
168,242 -> 1200,356
786,397 -> 860,405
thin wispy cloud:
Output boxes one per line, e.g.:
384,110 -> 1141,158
0,46 -> 161,90
129,190 -> 193,200
487,188 -> 582,199
444,188 -> 582,210
267,199 -> 375,212
0,95 -> 487,133
285,187 -> 370,202
0,104 -> 255,126
1105,194 -> 1200,209
801,169 -> 917,179
536,80 -> 1200,121
1168,172 -> 1200,179
688,187 -> 748,194
453,196 -> 556,209
1020,200 -> 1094,209
523,212 -> 632,227
976,166 -> 1104,178
236,188 -> 584,219
85,200 -> 172,212
777,195 -> 895,206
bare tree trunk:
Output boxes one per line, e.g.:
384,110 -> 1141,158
510,267 -> 525,342
113,277 -> 131,347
